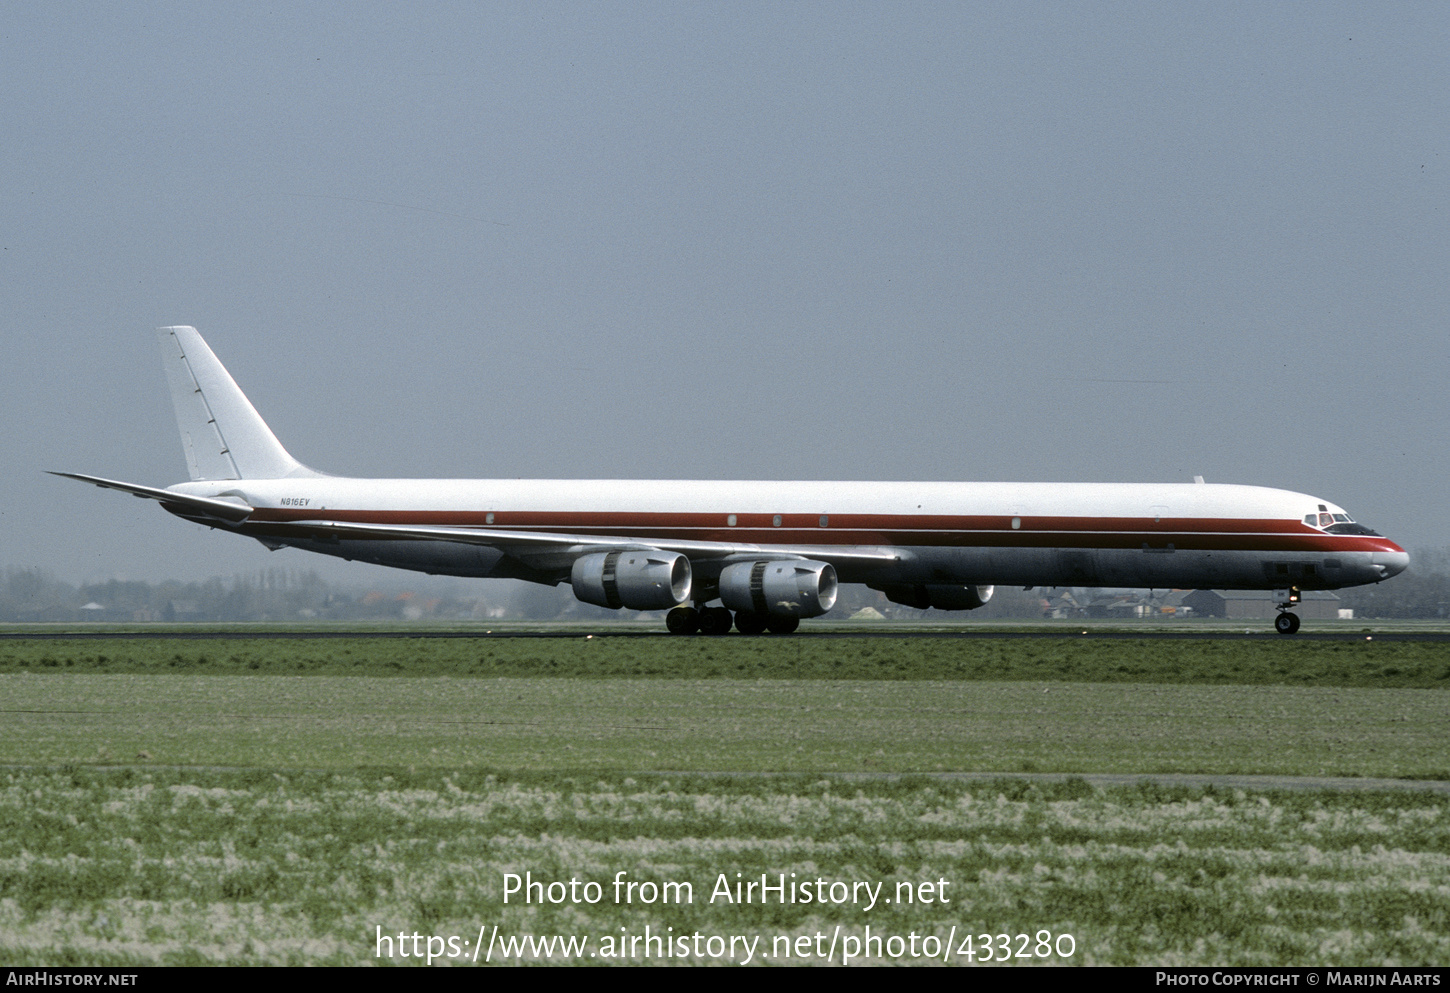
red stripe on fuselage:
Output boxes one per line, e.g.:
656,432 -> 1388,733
245,508 -> 1401,555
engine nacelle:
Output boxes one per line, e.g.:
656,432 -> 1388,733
719,559 -> 838,618
571,550 -> 692,611
878,583 -> 994,611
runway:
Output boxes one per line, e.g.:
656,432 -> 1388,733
4,627 -> 1449,641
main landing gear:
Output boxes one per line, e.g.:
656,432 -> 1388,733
1273,586 -> 1302,635
665,605 -> 799,636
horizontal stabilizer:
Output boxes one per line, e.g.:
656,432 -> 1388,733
50,472 -> 253,523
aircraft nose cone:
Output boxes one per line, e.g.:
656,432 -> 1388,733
1373,549 -> 1410,579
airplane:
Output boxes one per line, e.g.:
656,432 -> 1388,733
55,326 -> 1409,636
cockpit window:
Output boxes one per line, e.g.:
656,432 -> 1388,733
1326,522 -> 1381,536
1304,511 -> 1377,535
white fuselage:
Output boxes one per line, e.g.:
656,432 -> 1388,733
170,476 -> 1408,592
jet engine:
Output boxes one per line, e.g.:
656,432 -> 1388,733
571,550 -> 692,610
878,583 -> 994,611
719,559 -> 838,618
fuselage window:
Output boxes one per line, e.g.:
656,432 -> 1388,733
1319,513 -> 1334,527
1304,515 -> 1317,526
819,515 -> 828,528
727,514 -> 737,526
772,514 -> 782,527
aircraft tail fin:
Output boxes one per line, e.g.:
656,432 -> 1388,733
157,326 -> 321,480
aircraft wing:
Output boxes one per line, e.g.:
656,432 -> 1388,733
50,472 -> 254,524
282,517 -> 904,565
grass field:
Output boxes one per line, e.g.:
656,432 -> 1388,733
3,633 -> 1449,686
1,769 -> 1446,966
2,674 -> 1448,778
1,633 -> 1447,966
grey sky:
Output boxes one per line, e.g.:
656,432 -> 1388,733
3,2 -> 1446,583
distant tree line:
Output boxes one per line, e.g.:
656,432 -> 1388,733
0,568 -> 490,624
3,549 -> 1446,622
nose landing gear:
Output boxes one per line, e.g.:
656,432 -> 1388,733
1273,587 -> 1302,635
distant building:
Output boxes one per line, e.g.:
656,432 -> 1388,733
1180,589 -> 1341,620
1085,591 -> 1196,618
163,600 -> 204,622
20,605 -> 80,624
1043,591 -> 1083,619
1086,594 -> 1150,618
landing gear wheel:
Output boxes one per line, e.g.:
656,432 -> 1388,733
666,606 -> 700,635
734,611 -> 768,636
766,615 -> 800,635
698,606 -> 734,636
1274,612 -> 1301,635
